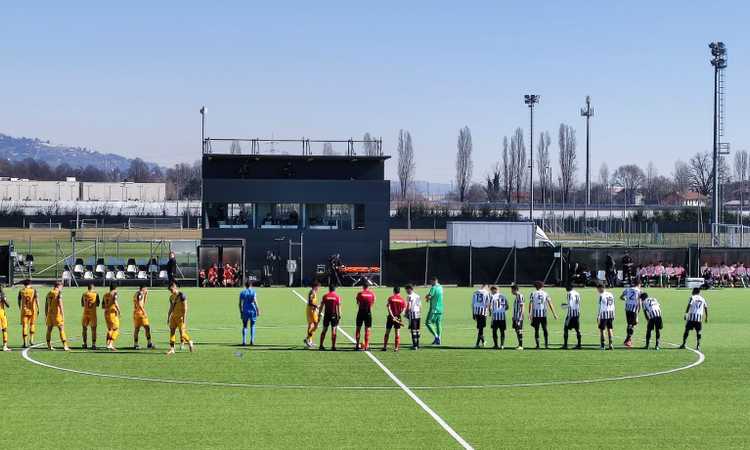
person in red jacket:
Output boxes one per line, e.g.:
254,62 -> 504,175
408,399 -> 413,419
318,286 -> 342,351
355,284 -> 376,350
383,287 -> 406,352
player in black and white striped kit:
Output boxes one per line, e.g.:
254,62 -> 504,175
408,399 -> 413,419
488,285 -> 509,349
639,291 -> 662,350
404,285 -> 421,350
596,283 -> 616,350
562,284 -> 582,349
680,287 -> 709,351
510,284 -> 525,350
527,281 -> 558,349
620,279 -> 642,348
471,285 -> 490,348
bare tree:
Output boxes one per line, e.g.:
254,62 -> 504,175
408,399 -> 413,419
484,163 -> 502,202
642,161 -> 660,204
672,160 -> 691,193
688,152 -> 714,196
734,149 -> 748,185
363,132 -> 379,156
613,164 -> 645,204
598,163 -> 609,204
455,126 -> 473,202
501,136 -> 512,203
557,123 -> 577,203
230,140 -> 242,155
322,142 -> 335,155
536,131 -> 551,203
397,130 -> 416,200
510,128 -> 526,203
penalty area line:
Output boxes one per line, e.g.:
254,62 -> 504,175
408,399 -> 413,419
292,289 -> 474,450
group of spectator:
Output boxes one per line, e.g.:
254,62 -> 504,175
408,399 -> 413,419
200,263 -> 242,287
700,262 -> 749,288
634,262 -> 687,287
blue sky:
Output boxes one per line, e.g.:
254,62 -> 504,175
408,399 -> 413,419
1,1 -> 749,184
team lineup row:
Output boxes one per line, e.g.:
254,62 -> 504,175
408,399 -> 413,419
0,278 -> 709,355
294,278 -> 709,352
0,280 -> 194,354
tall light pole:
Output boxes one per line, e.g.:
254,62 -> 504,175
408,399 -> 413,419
580,96 -> 594,209
709,42 -> 727,246
524,94 -> 540,222
200,106 -> 207,153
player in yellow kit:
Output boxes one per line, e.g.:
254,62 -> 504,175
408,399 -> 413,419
133,285 -> 154,350
102,284 -> 121,351
80,283 -> 100,349
303,281 -> 321,348
0,286 -> 11,351
166,282 -> 194,355
45,282 -> 70,351
17,279 -> 39,348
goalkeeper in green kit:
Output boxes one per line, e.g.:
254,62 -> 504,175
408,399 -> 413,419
425,277 -> 444,345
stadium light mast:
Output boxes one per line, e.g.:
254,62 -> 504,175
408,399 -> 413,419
709,42 -> 727,246
580,96 -> 594,209
525,94 -> 540,222
200,106 -> 207,153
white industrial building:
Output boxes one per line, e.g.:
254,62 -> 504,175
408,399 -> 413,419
0,178 -> 166,202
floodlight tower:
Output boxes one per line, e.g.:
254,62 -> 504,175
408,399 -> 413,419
709,42 -> 727,246
525,94 -> 540,221
200,106 -> 207,153
580,96 -> 594,209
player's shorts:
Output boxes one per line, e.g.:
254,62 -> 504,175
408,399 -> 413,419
685,320 -> 702,332
133,314 -> 150,328
169,316 -> 185,330
598,318 -> 614,330
626,311 -> 639,326
408,317 -> 421,330
46,314 -> 63,327
564,316 -> 580,330
491,319 -> 506,331
474,314 -> 487,329
531,316 -> 547,329
81,312 -> 97,327
512,319 -> 523,330
106,314 -> 120,330
356,310 -> 373,328
386,315 -> 402,330
306,306 -> 319,324
323,314 -> 340,328
0,310 -> 7,329
241,310 -> 257,323
648,317 -> 663,330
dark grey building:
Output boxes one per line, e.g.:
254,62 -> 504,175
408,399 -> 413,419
202,152 -> 390,284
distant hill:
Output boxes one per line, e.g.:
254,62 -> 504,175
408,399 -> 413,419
0,133 -> 159,172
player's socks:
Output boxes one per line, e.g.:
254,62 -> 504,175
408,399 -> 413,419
250,323 -> 256,345
575,331 -> 581,348
241,327 -> 247,345
355,329 -> 361,348
395,335 -> 400,351
563,329 -> 569,348
364,329 -> 371,350
500,331 -> 505,348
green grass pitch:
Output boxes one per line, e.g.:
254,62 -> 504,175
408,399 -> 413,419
1,285 -> 748,449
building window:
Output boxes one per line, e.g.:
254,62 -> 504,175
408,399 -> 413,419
354,204 -> 366,229
306,204 -> 353,230
204,203 -> 254,229
257,203 -> 300,229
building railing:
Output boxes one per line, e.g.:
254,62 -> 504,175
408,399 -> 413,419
202,137 -> 383,157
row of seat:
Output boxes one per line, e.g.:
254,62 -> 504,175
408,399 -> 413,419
64,257 -> 172,281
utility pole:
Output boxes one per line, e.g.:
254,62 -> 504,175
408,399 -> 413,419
200,106 -> 207,153
709,42 -> 727,246
524,94 -> 540,222
580,96 -> 594,208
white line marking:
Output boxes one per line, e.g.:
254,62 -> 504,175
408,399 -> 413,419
292,289 -> 474,450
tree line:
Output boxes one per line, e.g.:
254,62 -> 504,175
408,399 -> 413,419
0,157 -> 202,200
395,125 -> 749,206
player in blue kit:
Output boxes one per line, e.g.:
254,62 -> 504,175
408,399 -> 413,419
239,281 -> 261,346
